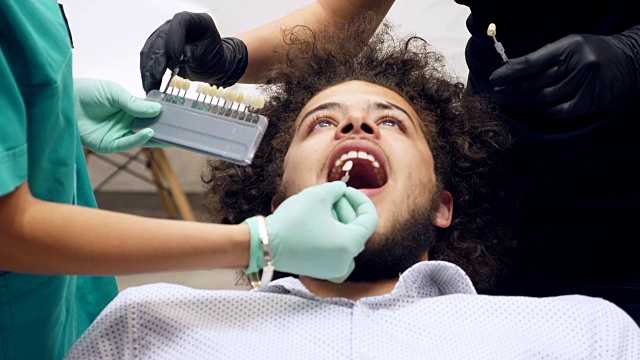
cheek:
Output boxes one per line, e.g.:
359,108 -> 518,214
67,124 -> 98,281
390,143 -> 438,210
393,141 -> 435,177
281,140 -> 327,187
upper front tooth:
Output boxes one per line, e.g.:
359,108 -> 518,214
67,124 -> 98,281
347,151 -> 358,159
357,151 -> 368,159
367,154 -> 375,162
340,154 -> 348,161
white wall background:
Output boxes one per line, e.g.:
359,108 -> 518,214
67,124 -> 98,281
62,0 -> 471,192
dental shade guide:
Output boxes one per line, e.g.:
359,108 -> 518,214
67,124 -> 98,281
487,23 -> 509,62
132,75 -> 268,166
341,160 -> 353,183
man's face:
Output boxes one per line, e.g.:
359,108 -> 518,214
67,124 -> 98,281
279,80 -> 452,240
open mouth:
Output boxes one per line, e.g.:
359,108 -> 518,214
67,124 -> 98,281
327,149 -> 388,189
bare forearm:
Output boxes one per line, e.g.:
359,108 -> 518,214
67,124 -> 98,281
0,183 -> 250,275
237,0 -> 394,83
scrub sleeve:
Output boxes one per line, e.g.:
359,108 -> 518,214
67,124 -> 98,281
0,1 -> 118,359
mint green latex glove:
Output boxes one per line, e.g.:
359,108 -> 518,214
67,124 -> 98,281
74,78 -> 165,154
244,181 -> 378,283
333,196 -> 357,223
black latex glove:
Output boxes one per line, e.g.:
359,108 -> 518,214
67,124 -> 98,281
140,11 -> 248,94
489,26 -> 640,119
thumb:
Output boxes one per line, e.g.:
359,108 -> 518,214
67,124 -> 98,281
343,187 -> 378,230
110,86 -> 162,118
117,94 -> 163,118
333,196 -> 357,223
113,128 -> 155,152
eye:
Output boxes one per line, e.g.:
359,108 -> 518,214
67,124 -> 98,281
315,119 -> 334,128
380,118 -> 399,127
307,116 -> 337,132
377,116 -> 406,132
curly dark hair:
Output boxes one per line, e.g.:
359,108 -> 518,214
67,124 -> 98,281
201,14 -> 515,291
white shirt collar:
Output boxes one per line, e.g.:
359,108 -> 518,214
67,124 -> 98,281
257,261 -> 477,304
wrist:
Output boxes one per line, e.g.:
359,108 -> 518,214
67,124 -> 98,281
243,215 -> 274,288
242,217 -> 265,274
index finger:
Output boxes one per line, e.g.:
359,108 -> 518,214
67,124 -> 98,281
490,41 -> 563,86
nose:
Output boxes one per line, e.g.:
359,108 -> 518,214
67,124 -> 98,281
335,112 -> 380,140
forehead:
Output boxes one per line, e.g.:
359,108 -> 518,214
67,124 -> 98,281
294,80 -> 421,124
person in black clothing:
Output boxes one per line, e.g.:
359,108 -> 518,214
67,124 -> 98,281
139,0 -> 640,324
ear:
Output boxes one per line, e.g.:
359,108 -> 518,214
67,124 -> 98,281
432,190 -> 453,228
271,195 -> 281,213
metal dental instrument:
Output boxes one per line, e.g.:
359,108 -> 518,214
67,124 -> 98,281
162,65 -> 179,94
487,23 -> 509,62
162,55 -> 185,94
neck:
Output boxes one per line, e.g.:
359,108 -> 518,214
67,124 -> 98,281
299,276 -> 399,301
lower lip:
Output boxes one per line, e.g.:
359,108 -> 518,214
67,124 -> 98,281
356,187 -> 384,198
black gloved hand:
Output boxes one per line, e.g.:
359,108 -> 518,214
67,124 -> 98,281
140,11 -> 248,94
489,26 -> 640,119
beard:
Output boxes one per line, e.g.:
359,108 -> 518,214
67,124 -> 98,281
346,200 -> 439,283
273,179 -> 441,283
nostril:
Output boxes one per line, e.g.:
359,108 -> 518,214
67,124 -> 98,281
361,123 -> 374,134
341,124 -> 354,134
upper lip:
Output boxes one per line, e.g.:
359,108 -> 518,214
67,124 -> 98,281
325,139 -> 389,182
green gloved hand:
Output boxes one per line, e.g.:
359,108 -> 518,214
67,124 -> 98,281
244,181 -> 378,283
74,78 -> 165,154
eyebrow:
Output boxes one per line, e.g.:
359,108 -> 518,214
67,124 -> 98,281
297,102 -> 343,132
295,100 -> 417,132
372,101 -> 417,130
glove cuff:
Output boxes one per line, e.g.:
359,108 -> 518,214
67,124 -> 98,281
242,216 -> 265,274
213,37 -> 249,87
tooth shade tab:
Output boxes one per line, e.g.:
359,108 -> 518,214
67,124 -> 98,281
342,160 -> 353,171
487,23 -> 497,36
340,160 -> 353,183
243,94 -> 253,106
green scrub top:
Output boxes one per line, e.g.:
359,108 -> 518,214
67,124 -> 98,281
0,1 -> 118,359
